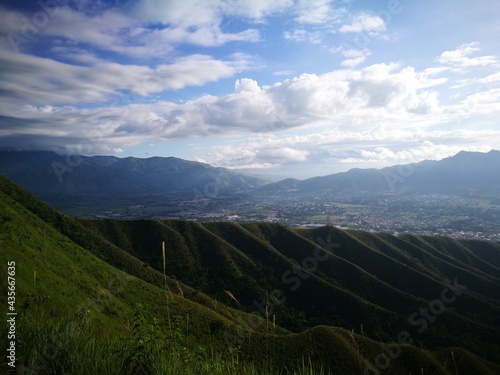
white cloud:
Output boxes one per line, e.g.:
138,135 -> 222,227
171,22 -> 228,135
143,23 -> 261,50
133,0 -> 293,26
235,78 -> 261,93
0,3 -> 262,57
204,141 -> 310,170
190,128 -> 500,174
1,20 -> 500,175
235,0 -> 294,19
456,88 -> 500,116
142,53 -> 254,93
331,47 -> 371,67
283,29 -> 322,44
273,69 -> 296,76
258,147 -> 309,162
294,0 -> 339,25
0,51 -> 253,106
339,142 -> 493,164
340,13 -> 386,35
437,42 -> 498,69
132,0 -> 222,27
478,72 -> 500,84
4,56 -> 497,154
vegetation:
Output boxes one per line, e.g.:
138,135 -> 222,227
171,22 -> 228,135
1,176 -> 500,374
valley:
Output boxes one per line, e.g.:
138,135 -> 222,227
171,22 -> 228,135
83,192 -> 500,242
2,150 -> 499,242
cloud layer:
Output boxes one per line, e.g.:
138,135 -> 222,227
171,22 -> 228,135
1,0 -> 500,177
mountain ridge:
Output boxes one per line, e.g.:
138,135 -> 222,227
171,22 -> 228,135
259,149 -> 500,196
1,176 -> 500,373
1,150 -> 499,208
0,150 -> 265,195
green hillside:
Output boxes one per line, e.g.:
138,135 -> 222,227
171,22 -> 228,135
1,176 -> 500,374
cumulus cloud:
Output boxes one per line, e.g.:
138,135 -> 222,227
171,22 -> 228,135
235,78 -> 261,93
192,128 -> 500,175
2,51 -> 499,157
1,3 -> 500,178
203,140 -> 310,171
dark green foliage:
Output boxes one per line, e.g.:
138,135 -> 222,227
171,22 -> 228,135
1,176 -> 500,374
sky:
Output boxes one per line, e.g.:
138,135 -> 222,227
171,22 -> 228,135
0,0 -> 499,179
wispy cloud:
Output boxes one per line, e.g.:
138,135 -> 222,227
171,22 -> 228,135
331,47 -> 371,67
0,51 -> 254,106
437,42 -> 498,70
283,29 -> 322,44
339,13 -> 386,35
294,0 -> 344,25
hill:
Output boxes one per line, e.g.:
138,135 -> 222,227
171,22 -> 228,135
1,176 -> 500,374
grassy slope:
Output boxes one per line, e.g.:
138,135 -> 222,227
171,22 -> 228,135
0,186 -> 292,373
86,220 -> 500,359
1,176 -> 500,374
84,218 -> 500,364
82,220 -> 500,364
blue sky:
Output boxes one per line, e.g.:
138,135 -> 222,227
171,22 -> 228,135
0,0 -> 499,179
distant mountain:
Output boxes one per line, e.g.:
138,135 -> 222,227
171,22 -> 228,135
260,150 -> 500,197
2,150 -> 500,218
0,150 -> 265,201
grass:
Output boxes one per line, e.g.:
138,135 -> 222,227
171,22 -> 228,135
2,176 -> 500,374
13,306 -> 332,375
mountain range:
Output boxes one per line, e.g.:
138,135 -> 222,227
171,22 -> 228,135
1,150 -> 500,211
0,149 -> 264,198
258,150 -> 500,197
1,176 -> 500,374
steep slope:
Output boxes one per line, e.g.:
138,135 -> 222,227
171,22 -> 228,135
0,176 -> 277,327
2,176 -> 500,374
0,180 -> 287,374
85,218 -> 500,364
